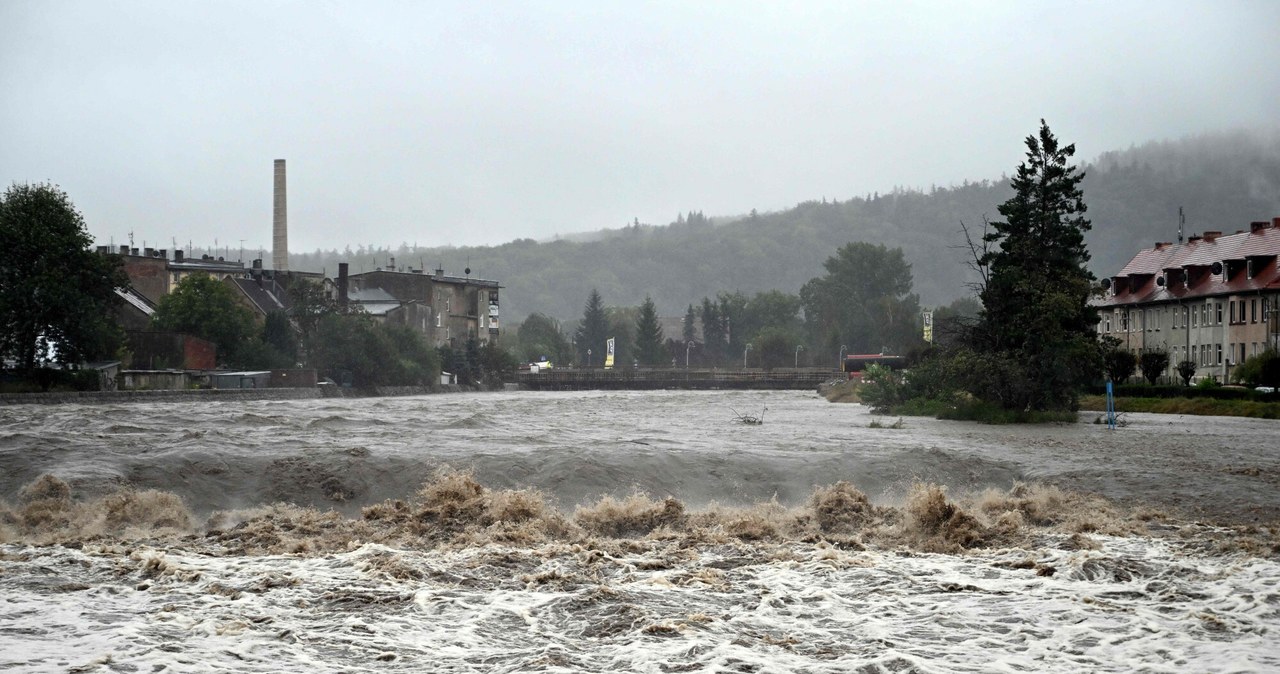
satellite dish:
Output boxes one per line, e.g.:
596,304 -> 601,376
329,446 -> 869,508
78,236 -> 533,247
1211,261 -> 1223,275
1100,278 -> 1112,290
464,267 -> 471,275
1156,275 -> 1166,287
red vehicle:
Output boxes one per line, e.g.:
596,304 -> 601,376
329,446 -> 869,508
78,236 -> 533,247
843,354 -> 906,380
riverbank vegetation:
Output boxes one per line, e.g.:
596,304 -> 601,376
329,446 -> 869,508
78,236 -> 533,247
1079,395 -> 1280,419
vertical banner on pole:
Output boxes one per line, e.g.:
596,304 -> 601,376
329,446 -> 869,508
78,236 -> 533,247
922,310 -> 934,344
604,338 -> 615,369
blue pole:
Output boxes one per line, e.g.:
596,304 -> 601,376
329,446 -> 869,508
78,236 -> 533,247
1106,381 -> 1116,430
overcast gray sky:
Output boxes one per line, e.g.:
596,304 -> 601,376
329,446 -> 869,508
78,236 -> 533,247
3,1 -> 1278,255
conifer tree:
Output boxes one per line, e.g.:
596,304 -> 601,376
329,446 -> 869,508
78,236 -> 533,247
574,288 -> 608,367
971,120 -> 1100,410
682,304 -> 697,344
634,296 -> 666,366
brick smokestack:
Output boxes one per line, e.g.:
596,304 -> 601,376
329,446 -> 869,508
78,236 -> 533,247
338,262 -> 349,309
273,159 -> 288,271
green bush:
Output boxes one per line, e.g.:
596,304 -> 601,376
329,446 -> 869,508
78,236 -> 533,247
1231,349 -> 1279,388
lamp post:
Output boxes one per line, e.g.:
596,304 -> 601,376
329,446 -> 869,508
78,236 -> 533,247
685,340 -> 693,368
795,344 -> 804,368
587,348 -> 592,368
838,345 -> 847,370
743,343 -> 752,369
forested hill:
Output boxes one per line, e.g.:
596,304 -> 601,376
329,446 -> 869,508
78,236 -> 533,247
287,129 -> 1280,323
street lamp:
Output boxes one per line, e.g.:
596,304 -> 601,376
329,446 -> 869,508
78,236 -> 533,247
743,343 -> 752,369
838,345 -> 847,370
795,344 -> 804,368
685,340 -> 693,368
587,348 -> 592,368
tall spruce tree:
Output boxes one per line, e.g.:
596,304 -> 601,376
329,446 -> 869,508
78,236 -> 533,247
634,296 -> 666,366
682,304 -> 697,344
574,288 -> 608,367
971,120 -> 1100,410
699,297 -> 725,363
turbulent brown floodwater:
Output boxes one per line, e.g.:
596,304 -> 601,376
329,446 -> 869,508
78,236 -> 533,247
1,390 -> 1278,672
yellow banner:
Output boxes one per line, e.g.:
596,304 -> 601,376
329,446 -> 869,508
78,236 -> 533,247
604,337 -> 615,369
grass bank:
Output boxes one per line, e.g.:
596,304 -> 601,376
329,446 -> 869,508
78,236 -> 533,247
1079,394 -> 1280,419
821,382 -> 1077,424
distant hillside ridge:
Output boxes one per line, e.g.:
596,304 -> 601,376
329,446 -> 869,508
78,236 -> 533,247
280,128 -> 1280,323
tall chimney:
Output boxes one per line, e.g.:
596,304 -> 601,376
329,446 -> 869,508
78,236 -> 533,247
273,159 -> 288,271
338,262 -> 349,309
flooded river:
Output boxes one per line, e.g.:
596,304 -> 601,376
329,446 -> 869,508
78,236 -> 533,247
1,390 -> 1277,672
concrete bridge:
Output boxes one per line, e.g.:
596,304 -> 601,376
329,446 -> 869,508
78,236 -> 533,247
514,368 -> 839,391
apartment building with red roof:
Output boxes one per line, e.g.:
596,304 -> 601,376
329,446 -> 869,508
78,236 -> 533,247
1092,217 -> 1280,382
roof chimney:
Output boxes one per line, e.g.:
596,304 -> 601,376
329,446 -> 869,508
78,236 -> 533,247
1203,231 -> 1221,241
175,250 -> 184,262
1272,216 -> 1280,229
273,159 -> 288,271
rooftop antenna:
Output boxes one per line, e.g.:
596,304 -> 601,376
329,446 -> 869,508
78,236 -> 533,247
1178,207 -> 1185,244
128,230 -> 134,247
239,240 -> 245,262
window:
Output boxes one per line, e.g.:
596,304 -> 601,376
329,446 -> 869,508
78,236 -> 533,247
1104,314 -> 1111,332
1191,307 -> 1198,328
1216,343 -> 1222,365
1240,343 -> 1247,364
1216,303 -> 1223,324
1252,299 -> 1258,323
1230,301 -> 1236,323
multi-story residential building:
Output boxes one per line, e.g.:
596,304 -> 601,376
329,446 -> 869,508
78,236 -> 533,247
1093,217 -> 1280,382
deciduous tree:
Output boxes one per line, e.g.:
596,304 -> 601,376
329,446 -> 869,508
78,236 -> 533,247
800,242 -> 921,356
150,274 -> 256,365
0,183 -> 126,371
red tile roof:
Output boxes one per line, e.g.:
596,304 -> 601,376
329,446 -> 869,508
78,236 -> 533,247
1096,220 -> 1280,307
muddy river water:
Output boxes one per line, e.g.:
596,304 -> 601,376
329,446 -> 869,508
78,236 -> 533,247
1,390 -> 1277,672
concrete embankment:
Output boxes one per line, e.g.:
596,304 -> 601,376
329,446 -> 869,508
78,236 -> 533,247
0,384 -> 469,406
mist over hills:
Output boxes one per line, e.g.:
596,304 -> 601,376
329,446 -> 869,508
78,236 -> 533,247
286,129 -> 1280,323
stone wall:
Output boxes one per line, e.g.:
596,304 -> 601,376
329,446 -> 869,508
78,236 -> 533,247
0,388 -> 322,406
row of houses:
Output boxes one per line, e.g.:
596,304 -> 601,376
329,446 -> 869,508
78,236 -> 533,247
1093,216 -> 1280,382
105,246 -> 502,356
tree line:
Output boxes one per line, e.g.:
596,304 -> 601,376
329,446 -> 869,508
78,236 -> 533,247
508,241 -> 926,370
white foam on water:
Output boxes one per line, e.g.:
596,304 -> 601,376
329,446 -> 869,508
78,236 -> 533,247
2,532 -> 1276,673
